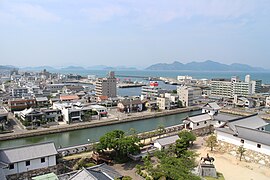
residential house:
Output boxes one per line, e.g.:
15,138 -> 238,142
60,95 -> 80,102
8,98 -> 36,111
41,109 -> 62,123
90,105 -> 108,117
35,97 -> 49,107
156,97 -> 171,110
233,95 -> 255,108
96,95 -> 108,103
16,108 -> 44,126
117,99 -> 143,113
0,142 -> 57,177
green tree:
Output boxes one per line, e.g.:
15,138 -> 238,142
237,145 -> 246,161
83,110 -> 92,121
206,134 -> 218,151
177,100 -> 183,108
147,150 -> 199,180
178,130 -> 196,147
96,130 -> 141,160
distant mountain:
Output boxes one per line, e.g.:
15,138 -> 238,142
0,65 -> 16,70
146,60 -> 266,71
86,65 -> 137,70
87,65 -> 109,70
20,66 -> 56,71
60,66 -> 86,71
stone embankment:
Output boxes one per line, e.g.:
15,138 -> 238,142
218,141 -> 270,166
0,107 -> 200,141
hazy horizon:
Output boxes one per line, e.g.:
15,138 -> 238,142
1,0 -> 270,68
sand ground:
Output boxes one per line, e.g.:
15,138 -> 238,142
194,136 -> 270,180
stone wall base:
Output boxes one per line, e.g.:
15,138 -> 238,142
218,141 -> 270,166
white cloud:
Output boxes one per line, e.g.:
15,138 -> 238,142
80,5 -> 128,22
12,3 -> 61,22
0,2 -> 61,23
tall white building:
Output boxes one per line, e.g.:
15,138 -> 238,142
177,86 -> 202,107
95,71 -> 117,98
210,75 -> 261,97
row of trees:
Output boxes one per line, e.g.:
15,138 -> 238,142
138,130 -> 200,180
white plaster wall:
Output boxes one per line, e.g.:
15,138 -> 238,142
3,156 -> 56,176
154,142 -> 162,150
243,140 -> 270,155
191,120 -> 211,130
216,131 -> 242,146
217,131 -> 270,155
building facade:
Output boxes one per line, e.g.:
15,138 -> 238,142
95,71 -> 117,98
210,75 -> 262,98
177,86 -> 201,107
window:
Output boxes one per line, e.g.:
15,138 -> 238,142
41,157 -> 45,163
26,161 -> 30,166
197,123 -> 200,126
218,121 -> 221,124
257,144 -> 261,148
240,139 -> 244,143
9,164 -> 14,170
204,121 -> 207,124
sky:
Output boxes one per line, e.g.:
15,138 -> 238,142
1,0 -> 270,68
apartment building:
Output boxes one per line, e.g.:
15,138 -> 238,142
141,81 -> 167,100
177,86 -> 202,107
8,98 -> 36,111
210,75 -> 262,98
95,71 -> 117,98
11,87 -> 28,97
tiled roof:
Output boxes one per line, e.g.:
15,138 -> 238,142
155,135 -> 179,147
188,114 -> 212,123
0,142 -> 57,163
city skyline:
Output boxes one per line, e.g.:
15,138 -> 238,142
1,0 -> 270,68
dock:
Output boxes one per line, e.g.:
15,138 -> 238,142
117,83 -> 146,88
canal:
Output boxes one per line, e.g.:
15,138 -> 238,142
0,110 -> 201,149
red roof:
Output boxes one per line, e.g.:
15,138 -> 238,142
60,95 -> 80,101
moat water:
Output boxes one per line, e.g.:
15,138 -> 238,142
0,110 -> 201,149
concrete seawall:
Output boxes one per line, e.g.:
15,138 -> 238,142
0,107 -> 200,141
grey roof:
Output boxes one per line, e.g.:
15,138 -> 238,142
215,127 -> 235,135
203,102 -> 221,110
58,163 -> 122,180
236,126 -> 270,146
188,114 -> 212,123
0,168 -> 7,180
213,113 -> 241,122
90,163 -> 122,179
69,168 -> 98,180
228,115 -> 268,132
155,135 -> 179,146
0,142 -> 57,163
36,97 -> 48,102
